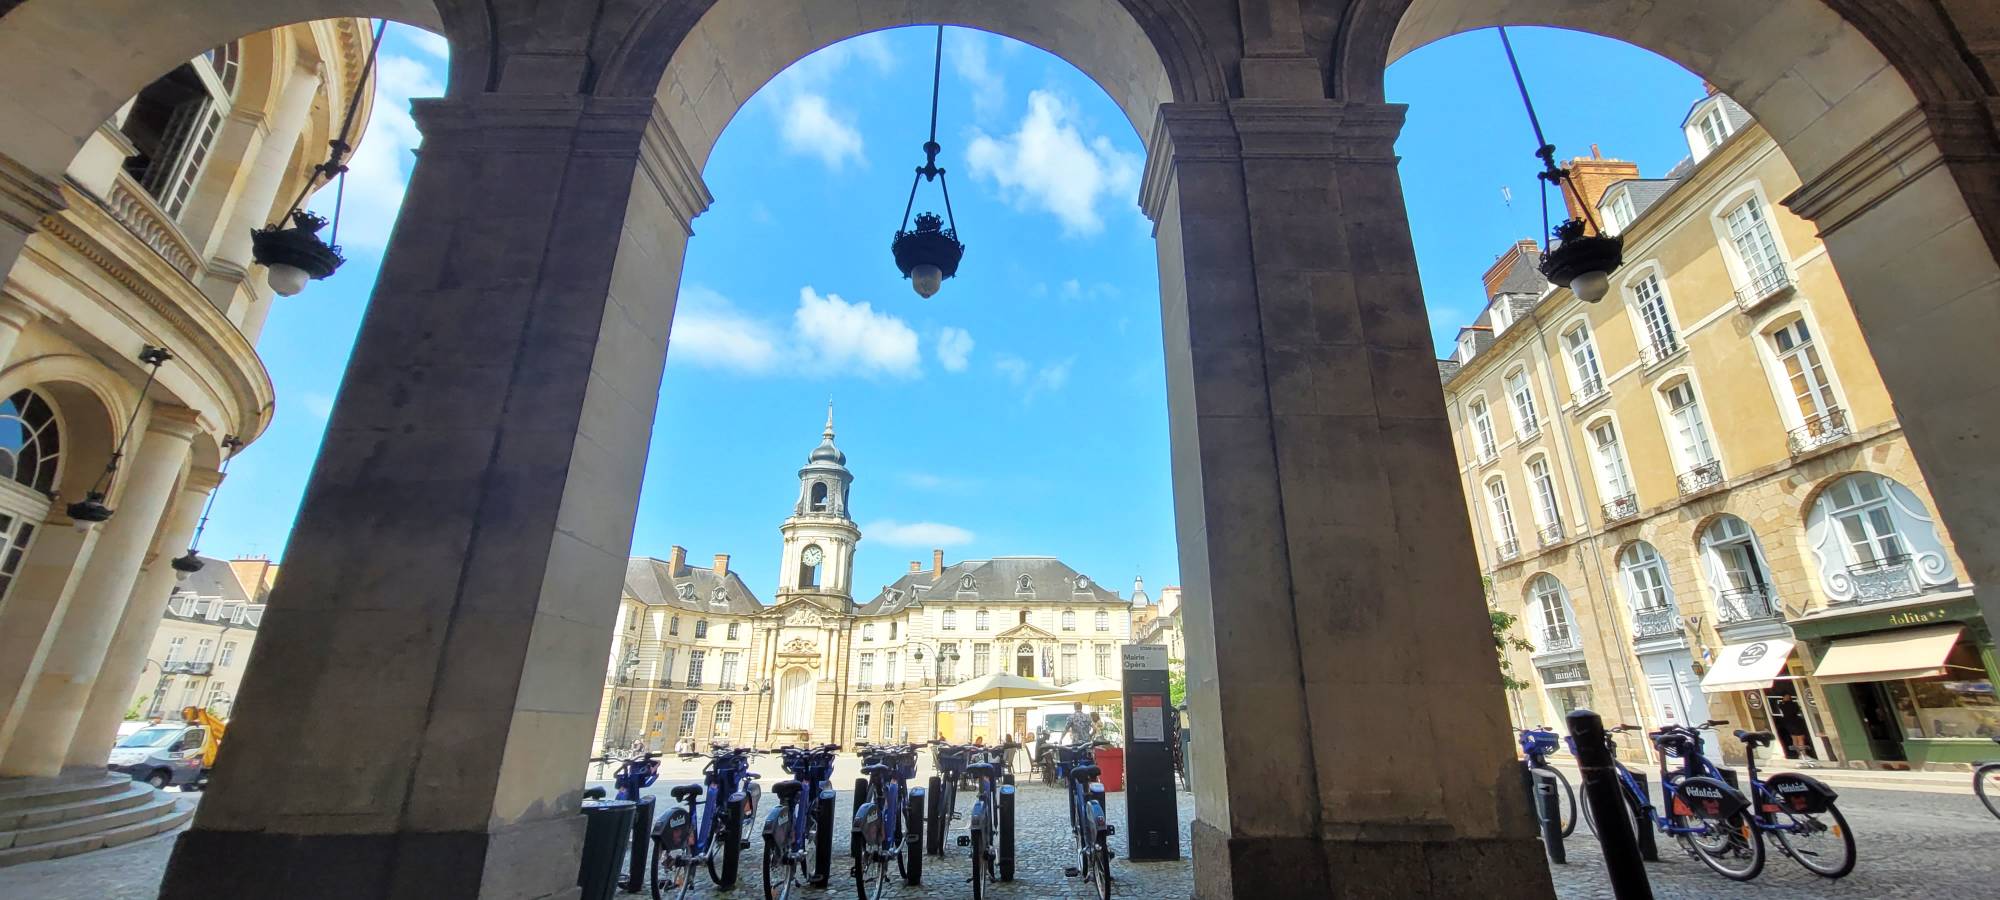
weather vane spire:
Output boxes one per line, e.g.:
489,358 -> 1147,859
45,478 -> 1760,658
824,398 -> 835,439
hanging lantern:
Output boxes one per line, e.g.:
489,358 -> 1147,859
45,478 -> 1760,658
890,28 -> 967,299
169,435 -> 240,580
68,345 -> 173,529
250,210 -> 345,296
1498,28 -> 1624,303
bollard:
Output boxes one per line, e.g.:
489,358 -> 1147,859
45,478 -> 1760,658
623,795 -> 655,893
1567,710 -> 1654,900
1530,767 -> 1566,864
1623,770 -> 1657,862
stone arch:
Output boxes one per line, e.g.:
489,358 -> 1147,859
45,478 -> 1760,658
0,355 -> 132,504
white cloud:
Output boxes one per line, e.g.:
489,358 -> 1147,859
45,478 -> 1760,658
947,29 -> 1007,121
407,29 -> 449,61
991,353 -> 1074,400
670,284 -> 921,379
779,94 -> 864,170
297,392 -> 335,421
965,90 -> 1141,235
1034,357 -> 1074,393
993,354 -> 1030,384
936,327 -> 974,372
864,520 -> 976,548
306,42 -> 444,252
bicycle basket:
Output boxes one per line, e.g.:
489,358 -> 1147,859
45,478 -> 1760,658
1762,773 -> 1837,814
1524,731 -> 1561,756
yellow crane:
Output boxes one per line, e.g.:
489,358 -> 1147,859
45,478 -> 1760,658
179,705 -> 226,783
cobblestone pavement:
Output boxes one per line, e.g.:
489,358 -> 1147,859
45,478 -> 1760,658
4,770 -> 1994,899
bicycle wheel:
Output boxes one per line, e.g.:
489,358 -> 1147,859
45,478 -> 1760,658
651,835 -> 691,899
970,825 -> 986,900
810,792 -> 835,886
762,835 -> 796,900
1094,832 -> 1113,900
1770,801 -> 1855,879
715,799 -> 744,887
904,787 -> 925,885
1683,811 -> 1764,882
1551,768 -> 1579,838
1977,764 -> 2000,821
854,844 -> 890,900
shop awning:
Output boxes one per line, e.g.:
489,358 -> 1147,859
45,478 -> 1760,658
1811,625 -> 1964,685
1700,639 -> 1795,694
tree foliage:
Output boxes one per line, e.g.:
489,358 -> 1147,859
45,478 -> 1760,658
1491,608 -> 1537,692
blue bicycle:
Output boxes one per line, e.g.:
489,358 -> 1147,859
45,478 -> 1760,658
948,741 -> 1018,899
652,745 -> 761,899
926,740 -> 970,855
1580,721 -> 1763,881
1735,728 -> 1854,878
1053,741 -> 1114,900
1517,727 -> 1577,837
587,751 -> 663,891
763,743 -> 840,900
851,742 -> 926,897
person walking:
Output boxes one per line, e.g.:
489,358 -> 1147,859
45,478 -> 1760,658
1064,702 -> 1095,746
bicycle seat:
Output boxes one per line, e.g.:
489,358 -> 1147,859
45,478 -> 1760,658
964,762 -> 999,778
770,780 -> 803,802
669,784 -> 702,803
860,763 -> 892,777
1069,765 -> 1102,783
1733,730 -> 1775,747
582,786 -> 607,801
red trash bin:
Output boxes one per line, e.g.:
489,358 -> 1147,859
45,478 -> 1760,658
1093,747 -> 1126,792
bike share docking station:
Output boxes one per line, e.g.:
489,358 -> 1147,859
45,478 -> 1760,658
1121,645 -> 1181,861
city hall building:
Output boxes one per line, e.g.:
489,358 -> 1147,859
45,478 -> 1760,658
592,414 -> 1139,752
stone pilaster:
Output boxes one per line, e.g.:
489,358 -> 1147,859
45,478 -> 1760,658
159,92 -> 701,900
0,150 -> 63,282
1143,99 -> 1550,899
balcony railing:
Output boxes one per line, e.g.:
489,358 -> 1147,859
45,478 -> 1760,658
106,175 -> 202,279
1495,539 -> 1521,562
1840,555 -> 1921,605
1518,420 -> 1541,442
1602,493 -> 1640,524
164,661 -> 213,676
1538,523 -> 1564,546
1632,606 -> 1682,639
1640,338 -> 1685,370
1716,585 -> 1781,625
1571,378 -> 1609,411
1676,460 -> 1724,496
1475,445 -> 1499,468
1788,408 -> 1851,456
1733,266 -> 1795,311
684,677 -> 703,689
1538,630 -> 1581,654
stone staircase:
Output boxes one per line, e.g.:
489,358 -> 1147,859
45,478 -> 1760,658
0,772 -> 191,867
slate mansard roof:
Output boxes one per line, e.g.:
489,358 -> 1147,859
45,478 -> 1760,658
624,557 -> 767,617
853,557 -> 1126,617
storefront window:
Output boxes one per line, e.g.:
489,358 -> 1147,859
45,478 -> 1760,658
1546,686 -> 1592,717
1885,641 -> 1998,738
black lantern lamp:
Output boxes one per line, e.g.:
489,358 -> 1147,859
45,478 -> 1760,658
250,21 -> 385,297
170,435 -> 242,579
890,27 -> 966,299
1499,28 -> 1623,302
68,345 -> 174,529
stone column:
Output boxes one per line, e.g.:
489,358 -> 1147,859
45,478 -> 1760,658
159,92 -> 709,900
0,404 -> 198,777
65,466 -> 222,767
1141,100 -> 1548,899
204,63 -> 323,338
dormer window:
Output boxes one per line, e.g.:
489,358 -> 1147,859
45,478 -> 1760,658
711,587 -> 728,606
677,583 -> 696,601
1074,576 -> 1090,592
1457,332 -> 1478,363
1016,574 -> 1033,594
1599,187 -> 1637,236
1685,97 -> 1737,162
959,574 -> 976,591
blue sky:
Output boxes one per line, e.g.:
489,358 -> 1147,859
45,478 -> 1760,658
201,23 -> 1707,600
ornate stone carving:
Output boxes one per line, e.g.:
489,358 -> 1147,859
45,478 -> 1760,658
785,607 -> 822,626
779,638 -> 819,659
106,177 -> 200,278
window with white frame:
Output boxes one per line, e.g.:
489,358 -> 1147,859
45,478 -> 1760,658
194,638 -> 214,662
719,651 -> 739,688
973,643 -> 990,677
119,44 -> 238,218
975,609 -> 989,630
1601,187 -> 1637,236
686,650 -> 706,687
1619,542 -> 1674,612
885,652 -> 898,687
1094,610 -> 1109,632
1527,456 -> 1562,533
1095,644 -> 1111,676
165,636 -> 185,665
941,609 -> 957,631
881,702 -> 896,740
1688,101 -> 1735,158
1819,475 -> 1907,565
694,619 -> 708,639
854,702 -> 871,740
1701,515 -> 1775,608
712,700 -> 733,735
858,652 -> 875,689
1469,398 -> 1498,460
1506,370 -> 1539,436
1060,644 -> 1078,682
1662,380 -> 1717,469
1563,326 -> 1605,397
1061,609 -> 1077,631
726,622 -> 739,640
1486,478 -> 1518,546
1631,273 -> 1679,356
1771,319 -> 1838,425
218,640 -> 237,667
680,699 -> 700,736
1725,195 -> 1787,294
1588,421 -> 1635,501
1528,574 -> 1576,651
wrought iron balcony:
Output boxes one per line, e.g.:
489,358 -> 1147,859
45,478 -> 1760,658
1632,606 -> 1682,639
1602,493 -> 1640,524
1495,539 -> 1521,562
684,677 -> 703,689
1733,266 -> 1795,311
1716,585 -> 1781,624
1640,338 -> 1684,370
1518,420 -> 1541,442
1677,460 -> 1724,496
1571,378 -> 1608,411
1840,555 -> 1921,605
1475,444 -> 1499,468
1538,523 -> 1564,546
1538,630 -> 1581,654
1788,408 -> 1851,456
164,661 -> 213,676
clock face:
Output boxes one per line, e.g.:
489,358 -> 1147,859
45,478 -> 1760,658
802,546 -> 824,567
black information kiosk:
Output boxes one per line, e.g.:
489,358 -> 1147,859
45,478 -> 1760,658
1120,644 -> 1181,861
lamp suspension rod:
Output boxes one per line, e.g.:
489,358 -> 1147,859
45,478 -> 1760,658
928,25 -> 943,146
183,436 -> 242,555
278,18 -> 388,224
92,348 -> 171,496
901,26 -> 953,231
1496,27 -> 1604,238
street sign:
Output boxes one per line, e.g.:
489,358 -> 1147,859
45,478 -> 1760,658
1121,645 -> 1179,861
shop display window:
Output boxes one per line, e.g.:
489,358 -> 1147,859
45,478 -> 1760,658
1884,640 -> 1998,739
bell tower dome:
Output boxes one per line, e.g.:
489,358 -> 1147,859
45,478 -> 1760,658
776,404 -> 860,609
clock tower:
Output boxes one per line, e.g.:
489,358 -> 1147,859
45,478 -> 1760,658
776,404 -> 860,611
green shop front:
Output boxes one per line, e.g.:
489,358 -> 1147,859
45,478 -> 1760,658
1789,592 -> 1998,768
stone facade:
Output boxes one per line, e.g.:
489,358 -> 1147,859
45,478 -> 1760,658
129,556 -> 274,723
1442,95 -> 1994,769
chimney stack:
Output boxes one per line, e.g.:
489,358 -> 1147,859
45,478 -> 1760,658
669,545 -> 687,575
1480,239 -> 1544,300
1558,149 -> 1640,234
910,560 -> 922,573
932,549 -> 945,579
713,554 -> 730,578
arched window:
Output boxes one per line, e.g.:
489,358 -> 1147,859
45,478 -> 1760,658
1527,575 -> 1576,653
1587,419 -> 1636,511
1485,477 -> 1518,553
1015,643 -> 1035,677
1768,318 -> 1842,439
712,700 -> 734,736
1505,369 -> 1539,437
1467,397 -> 1497,460
1629,272 -> 1680,359
854,701 -> 871,740
1723,193 -> 1788,297
1660,379 -> 1717,473
810,481 -> 829,511
693,619 -> 708,639
975,609 -> 990,630
1525,455 -> 1562,538
1700,515 -> 1778,623
779,668 -> 814,731
880,702 -> 897,742
1806,473 -> 1954,604
668,615 -> 680,636
1061,610 -> 1076,630
1563,324 -> 1606,400
0,389 -> 61,494
679,700 -> 700,737
1618,542 -> 1674,612
1094,610 -> 1109,632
